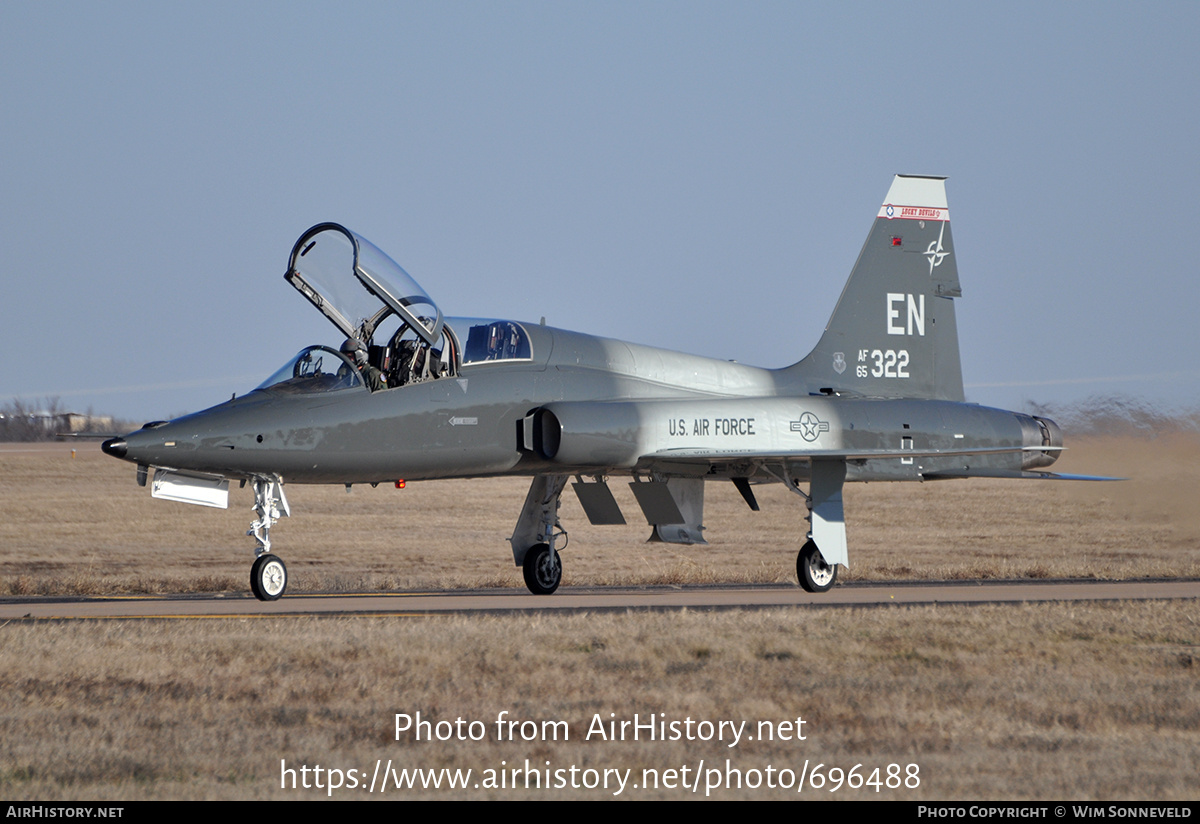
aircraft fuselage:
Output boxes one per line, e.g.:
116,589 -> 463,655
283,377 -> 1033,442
109,319 -> 1055,486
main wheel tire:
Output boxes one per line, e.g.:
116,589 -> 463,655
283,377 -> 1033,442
797,540 -> 837,593
522,543 -> 561,595
251,554 -> 288,601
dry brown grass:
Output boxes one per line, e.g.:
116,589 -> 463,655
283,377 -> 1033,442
0,602 -> 1196,800
1,432 -> 1197,596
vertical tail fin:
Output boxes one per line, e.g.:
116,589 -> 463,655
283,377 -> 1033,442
785,174 -> 964,401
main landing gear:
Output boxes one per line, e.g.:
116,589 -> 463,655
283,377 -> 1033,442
507,471 -> 844,595
796,540 -> 837,593
247,476 -> 290,601
511,474 -> 569,595
766,463 -> 845,593
522,544 -> 562,595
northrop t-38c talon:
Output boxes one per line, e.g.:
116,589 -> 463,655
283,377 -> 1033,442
103,175 -> 1103,601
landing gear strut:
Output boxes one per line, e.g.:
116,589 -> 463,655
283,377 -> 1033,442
511,474 -> 568,595
248,476 -> 290,601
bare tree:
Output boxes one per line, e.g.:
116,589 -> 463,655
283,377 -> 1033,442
0,396 -> 66,441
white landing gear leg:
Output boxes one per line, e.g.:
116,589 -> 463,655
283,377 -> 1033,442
248,476 -> 290,601
510,474 -> 568,595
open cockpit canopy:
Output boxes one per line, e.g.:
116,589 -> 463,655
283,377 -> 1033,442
285,223 -> 443,347
278,224 -> 538,394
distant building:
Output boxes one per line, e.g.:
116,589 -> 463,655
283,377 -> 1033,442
59,412 -> 114,432
27,412 -> 115,433
0,406 -> 118,441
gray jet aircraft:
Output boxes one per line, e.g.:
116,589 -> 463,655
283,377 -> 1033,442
103,175 -> 1095,600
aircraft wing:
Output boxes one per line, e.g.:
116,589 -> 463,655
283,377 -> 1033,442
530,399 -> 1119,482
639,444 -> 1062,462
637,446 -> 1120,481
625,444 -> 1117,569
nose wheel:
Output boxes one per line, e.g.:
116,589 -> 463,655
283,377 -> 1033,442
251,554 -> 288,601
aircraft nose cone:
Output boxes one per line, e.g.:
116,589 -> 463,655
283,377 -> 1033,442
101,438 -> 128,459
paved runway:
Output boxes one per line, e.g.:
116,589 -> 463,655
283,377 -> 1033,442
1,579 -> 1197,619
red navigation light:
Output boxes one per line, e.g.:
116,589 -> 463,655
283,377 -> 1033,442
891,237 -> 902,247
395,479 -> 406,489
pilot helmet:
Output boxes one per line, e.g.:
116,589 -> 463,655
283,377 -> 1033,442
340,337 -> 368,365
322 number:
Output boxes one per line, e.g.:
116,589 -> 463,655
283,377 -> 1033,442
862,349 -> 909,379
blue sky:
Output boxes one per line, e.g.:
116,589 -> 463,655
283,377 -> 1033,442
2,2 -> 1197,421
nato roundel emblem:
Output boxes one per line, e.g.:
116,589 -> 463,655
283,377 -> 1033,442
886,205 -> 894,218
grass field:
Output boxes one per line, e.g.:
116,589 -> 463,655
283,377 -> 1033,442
0,431 -> 1197,799
0,603 -> 1196,800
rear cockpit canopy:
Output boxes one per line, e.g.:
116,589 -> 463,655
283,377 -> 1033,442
461,319 -> 532,364
278,224 -> 537,394
286,223 -> 443,348
283,223 -> 460,389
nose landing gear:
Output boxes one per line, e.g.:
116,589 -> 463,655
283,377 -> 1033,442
248,476 -> 290,601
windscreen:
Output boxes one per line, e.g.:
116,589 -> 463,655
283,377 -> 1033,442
255,346 -> 364,394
